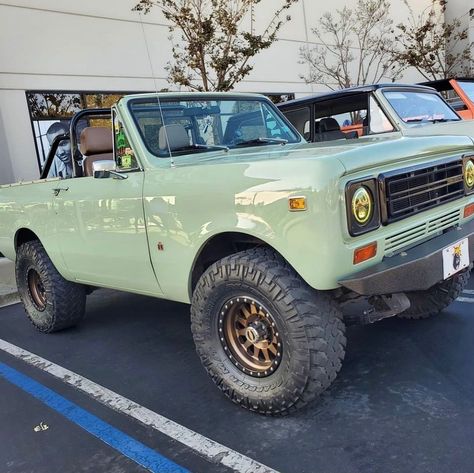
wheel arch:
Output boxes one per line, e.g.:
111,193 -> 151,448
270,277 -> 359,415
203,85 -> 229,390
189,231 -> 286,298
15,228 -> 40,250
13,227 -> 72,282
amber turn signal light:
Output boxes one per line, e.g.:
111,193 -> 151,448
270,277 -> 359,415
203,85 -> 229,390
288,197 -> 307,211
353,242 -> 377,265
464,203 -> 474,218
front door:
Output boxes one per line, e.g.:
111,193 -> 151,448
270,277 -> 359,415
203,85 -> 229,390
54,116 -> 161,296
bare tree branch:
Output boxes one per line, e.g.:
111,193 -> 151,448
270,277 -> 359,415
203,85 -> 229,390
133,0 -> 298,91
390,0 -> 473,80
299,0 -> 401,89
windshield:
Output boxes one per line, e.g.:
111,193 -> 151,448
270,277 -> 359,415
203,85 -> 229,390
457,81 -> 474,103
129,97 -> 301,157
383,90 -> 460,124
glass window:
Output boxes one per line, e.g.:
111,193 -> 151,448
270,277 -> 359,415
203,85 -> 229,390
128,98 -> 300,158
282,107 -> 310,140
26,91 -> 135,177
441,88 -> 468,111
313,94 -> 368,140
113,112 -> 138,171
383,91 -> 460,123
457,81 -> 474,103
369,96 -> 394,133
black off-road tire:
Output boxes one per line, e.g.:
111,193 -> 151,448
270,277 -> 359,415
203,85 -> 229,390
190,247 -> 346,415
398,270 -> 470,320
16,240 -> 86,333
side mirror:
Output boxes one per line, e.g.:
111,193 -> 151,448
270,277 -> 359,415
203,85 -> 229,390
92,160 -> 127,180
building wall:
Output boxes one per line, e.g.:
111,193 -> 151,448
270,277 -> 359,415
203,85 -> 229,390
0,0 -> 443,184
444,0 -> 474,75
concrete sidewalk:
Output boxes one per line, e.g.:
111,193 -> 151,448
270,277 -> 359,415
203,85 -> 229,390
0,258 -> 19,307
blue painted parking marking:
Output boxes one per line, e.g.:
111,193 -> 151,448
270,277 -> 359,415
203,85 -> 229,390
0,362 -> 189,473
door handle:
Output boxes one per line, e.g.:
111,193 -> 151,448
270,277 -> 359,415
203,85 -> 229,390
53,187 -> 69,196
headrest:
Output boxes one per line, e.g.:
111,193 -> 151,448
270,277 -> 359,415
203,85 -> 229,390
80,127 -> 113,155
319,117 -> 341,133
159,124 -> 190,152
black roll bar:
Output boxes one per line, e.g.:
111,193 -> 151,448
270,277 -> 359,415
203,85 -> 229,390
69,108 -> 111,177
40,133 -> 69,180
40,108 -> 114,180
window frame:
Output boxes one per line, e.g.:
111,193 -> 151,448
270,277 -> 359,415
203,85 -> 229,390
281,106 -> 311,140
112,108 -> 142,173
127,95 -> 303,158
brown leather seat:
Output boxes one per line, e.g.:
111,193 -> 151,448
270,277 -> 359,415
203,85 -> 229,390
79,127 -> 113,177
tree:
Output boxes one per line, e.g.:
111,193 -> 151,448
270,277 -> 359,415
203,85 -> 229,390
299,0 -> 400,90
391,0 -> 473,80
27,93 -> 83,119
133,0 -> 298,91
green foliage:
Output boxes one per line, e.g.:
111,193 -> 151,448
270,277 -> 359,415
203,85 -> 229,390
391,0 -> 473,80
299,0 -> 400,89
133,0 -> 298,91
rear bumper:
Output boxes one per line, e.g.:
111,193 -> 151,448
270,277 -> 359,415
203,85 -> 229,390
339,219 -> 474,295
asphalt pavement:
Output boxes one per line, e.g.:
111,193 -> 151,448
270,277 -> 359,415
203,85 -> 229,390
0,277 -> 473,473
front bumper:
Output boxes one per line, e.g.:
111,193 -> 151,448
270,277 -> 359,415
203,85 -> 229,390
339,219 -> 474,295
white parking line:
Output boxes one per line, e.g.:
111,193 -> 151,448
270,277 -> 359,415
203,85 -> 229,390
0,338 -> 278,473
457,297 -> 474,303
462,289 -> 474,295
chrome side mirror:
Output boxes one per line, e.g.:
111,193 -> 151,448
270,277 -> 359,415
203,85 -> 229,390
92,160 -> 127,180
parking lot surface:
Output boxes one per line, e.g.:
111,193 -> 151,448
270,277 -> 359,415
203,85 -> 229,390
0,276 -> 473,473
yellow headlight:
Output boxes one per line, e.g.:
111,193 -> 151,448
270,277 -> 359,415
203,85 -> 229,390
352,187 -> 373,225
465,159 -> 474,189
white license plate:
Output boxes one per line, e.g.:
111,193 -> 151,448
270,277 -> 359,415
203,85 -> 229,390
442,238 -> 470,279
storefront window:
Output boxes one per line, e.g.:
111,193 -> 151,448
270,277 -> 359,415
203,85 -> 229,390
26,91 -> 133,178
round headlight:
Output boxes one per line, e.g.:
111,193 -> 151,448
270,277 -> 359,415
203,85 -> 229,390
465,159 -> 474,189
352,186 -> 373,225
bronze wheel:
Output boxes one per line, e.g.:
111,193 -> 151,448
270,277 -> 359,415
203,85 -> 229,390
16,240 -> 86,333
191,247 -> 346,415
219,296 -> 282,377
27,268 -> 47,311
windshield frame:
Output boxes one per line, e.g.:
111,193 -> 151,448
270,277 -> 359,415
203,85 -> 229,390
127,94 -> 303,159
381,87 -> 461,125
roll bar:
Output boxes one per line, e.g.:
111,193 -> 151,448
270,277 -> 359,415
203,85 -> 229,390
40,108 -> 112,180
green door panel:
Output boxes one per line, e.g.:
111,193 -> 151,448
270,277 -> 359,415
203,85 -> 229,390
54,173 -> 162,295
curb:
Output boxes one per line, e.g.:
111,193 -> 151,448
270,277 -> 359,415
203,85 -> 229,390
0,258 -> 18,308
0,291 -> 20,308
0,258 -> 15,286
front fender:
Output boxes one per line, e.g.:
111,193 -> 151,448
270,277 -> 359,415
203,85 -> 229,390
144,158 -> 346,303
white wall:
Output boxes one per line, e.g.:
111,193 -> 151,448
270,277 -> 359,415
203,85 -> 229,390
444,0 -> 474,75
0,0 -> 437,184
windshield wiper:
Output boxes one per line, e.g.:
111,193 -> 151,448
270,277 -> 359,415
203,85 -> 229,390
430,118 -> 459,123
405,118 -> 458,123
234,137 -> 288,147
194,143 -> 229,152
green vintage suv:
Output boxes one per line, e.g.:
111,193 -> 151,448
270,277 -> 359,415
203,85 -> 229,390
0,90 -> 473,415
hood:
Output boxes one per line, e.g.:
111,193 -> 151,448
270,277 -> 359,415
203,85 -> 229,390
170,133 -> 474,176
402,120 -> 474,141
328,134 -> 474,175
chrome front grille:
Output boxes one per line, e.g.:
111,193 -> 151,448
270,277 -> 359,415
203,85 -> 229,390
382,159 -> 464,223
384,208 -> 461,256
